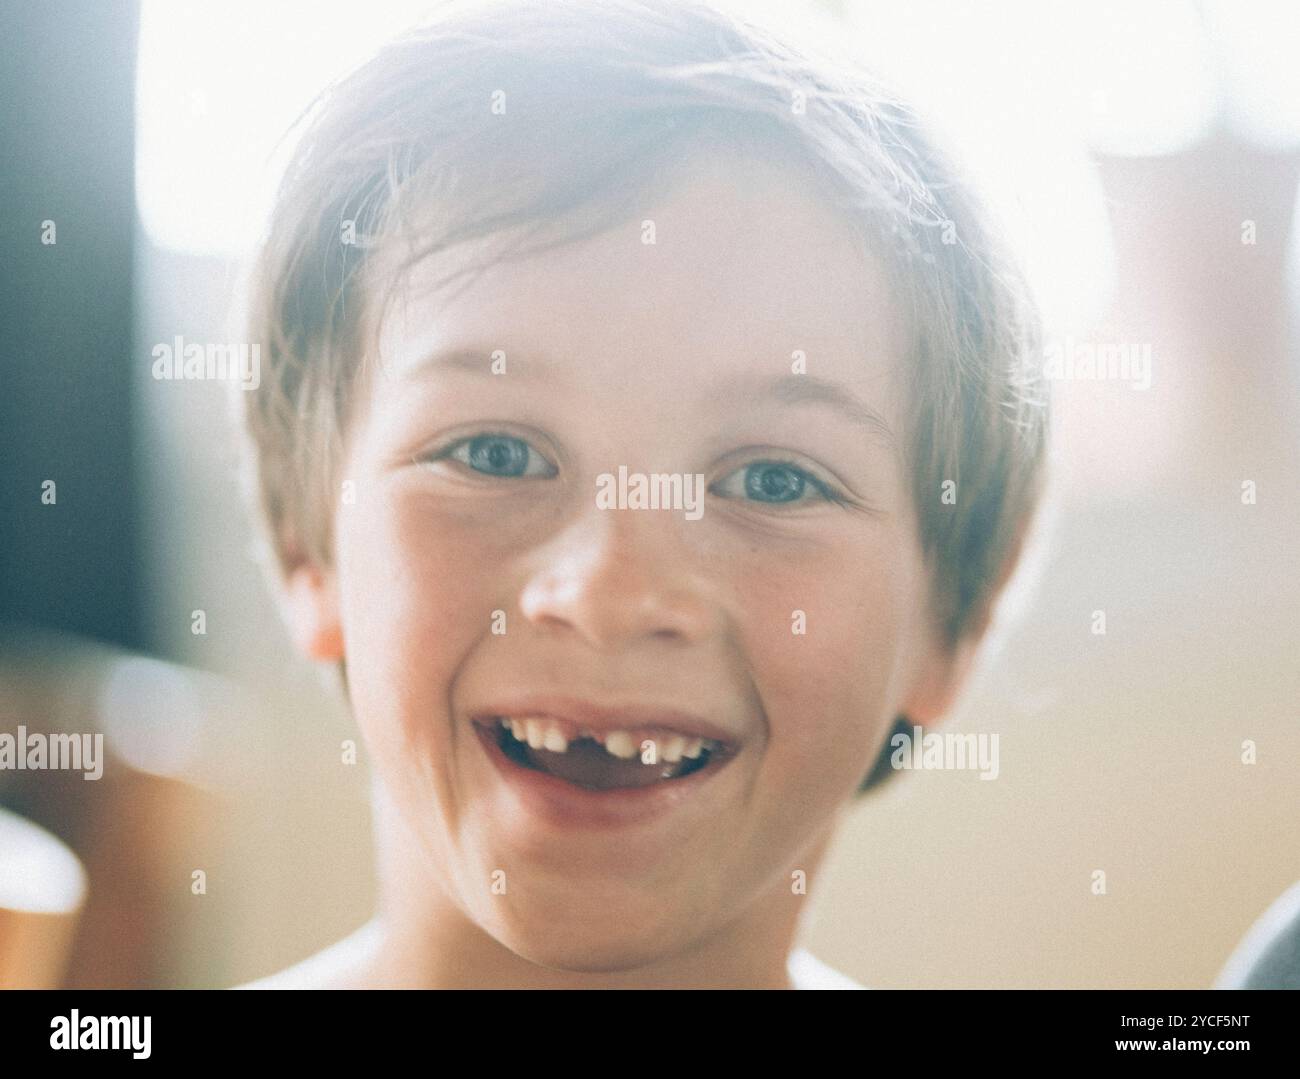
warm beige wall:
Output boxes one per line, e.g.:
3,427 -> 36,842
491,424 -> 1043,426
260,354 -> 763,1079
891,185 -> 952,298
808,499 -> 1300,988
806,135 -> 1300,988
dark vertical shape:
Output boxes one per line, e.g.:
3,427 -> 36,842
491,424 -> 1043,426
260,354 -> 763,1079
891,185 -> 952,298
0,0 -> 142,649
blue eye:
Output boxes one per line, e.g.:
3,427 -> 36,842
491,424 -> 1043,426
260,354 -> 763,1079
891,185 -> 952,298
714,460 -> 845,506
442,434 -> 554,478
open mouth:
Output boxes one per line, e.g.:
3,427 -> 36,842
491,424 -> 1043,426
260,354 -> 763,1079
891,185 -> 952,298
475,716 -> 732,792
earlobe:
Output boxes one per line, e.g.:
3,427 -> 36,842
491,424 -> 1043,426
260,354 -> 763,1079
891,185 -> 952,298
903,631 -> 980,726
282,563 -> 345,661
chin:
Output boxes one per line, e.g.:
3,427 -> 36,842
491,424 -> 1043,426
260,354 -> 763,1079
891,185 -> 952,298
484,905 -> 691,975
506,937 -> 677,976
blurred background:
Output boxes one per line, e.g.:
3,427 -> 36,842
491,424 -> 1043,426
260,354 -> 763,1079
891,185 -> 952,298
0,0 -> 1296,988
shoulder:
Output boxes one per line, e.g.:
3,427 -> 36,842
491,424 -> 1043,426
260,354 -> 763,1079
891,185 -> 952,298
787,947 -> 868,990
233,920 -> 385,989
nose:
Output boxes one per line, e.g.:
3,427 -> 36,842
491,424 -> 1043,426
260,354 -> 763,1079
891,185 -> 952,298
518,503 -> 719,651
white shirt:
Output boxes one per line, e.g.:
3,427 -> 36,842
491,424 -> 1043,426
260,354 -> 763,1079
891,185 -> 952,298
787,947 -> 867,989
241,928 -> 868,989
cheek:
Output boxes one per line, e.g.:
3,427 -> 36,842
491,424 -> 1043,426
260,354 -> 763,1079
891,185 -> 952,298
727,528 -> 919,800
335,488 -> 498,757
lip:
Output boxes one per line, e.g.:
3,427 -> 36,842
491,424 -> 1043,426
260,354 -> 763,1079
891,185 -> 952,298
471,717 -> 738,829
468,694 -> 742,749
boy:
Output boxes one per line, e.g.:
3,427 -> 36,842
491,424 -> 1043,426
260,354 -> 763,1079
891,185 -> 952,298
237,0 -> 1048,988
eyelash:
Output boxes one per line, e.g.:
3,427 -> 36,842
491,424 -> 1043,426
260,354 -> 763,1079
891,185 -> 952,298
716,456 -> 852,508
419,432 -> 852,508
428,431 -> 556,479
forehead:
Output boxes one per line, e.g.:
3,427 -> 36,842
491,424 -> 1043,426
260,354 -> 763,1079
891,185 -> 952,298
371,150 -> 907,414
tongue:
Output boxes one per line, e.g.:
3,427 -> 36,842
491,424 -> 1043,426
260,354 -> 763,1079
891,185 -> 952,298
525,739 -> 691,790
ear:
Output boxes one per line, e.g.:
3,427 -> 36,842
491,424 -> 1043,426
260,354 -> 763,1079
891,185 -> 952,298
902,511 -> 1035,726
902,622 -> 982,727
281,561 -> 345,662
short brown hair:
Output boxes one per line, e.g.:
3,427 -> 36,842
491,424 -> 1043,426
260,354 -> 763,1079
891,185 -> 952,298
240,0 -> 1049,789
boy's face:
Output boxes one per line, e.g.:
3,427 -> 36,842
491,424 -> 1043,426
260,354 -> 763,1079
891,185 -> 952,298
299,152 -> 963,971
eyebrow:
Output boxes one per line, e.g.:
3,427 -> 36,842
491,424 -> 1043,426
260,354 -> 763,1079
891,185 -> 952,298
400,347 -> 526,378
747,374 -> 897,448
400,349 -> 895,445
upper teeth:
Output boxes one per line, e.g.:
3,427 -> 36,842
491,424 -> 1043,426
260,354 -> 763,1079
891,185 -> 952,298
499,716 -> 711,762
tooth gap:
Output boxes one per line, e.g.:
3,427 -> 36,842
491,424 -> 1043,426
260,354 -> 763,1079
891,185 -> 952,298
492,720 -> 721,775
